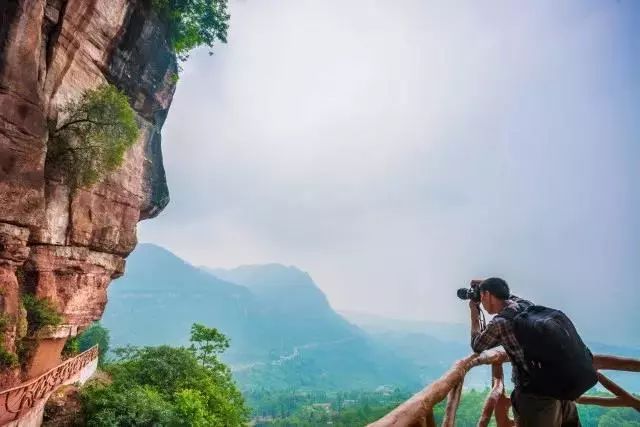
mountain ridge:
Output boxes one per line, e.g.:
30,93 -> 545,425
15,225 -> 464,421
103,243 -> 422,390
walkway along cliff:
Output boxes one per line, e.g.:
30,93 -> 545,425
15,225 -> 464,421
0,0 -> 177,417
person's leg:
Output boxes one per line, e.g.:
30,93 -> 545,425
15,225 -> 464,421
559,400 -> 581,427
511,390 -> 563,427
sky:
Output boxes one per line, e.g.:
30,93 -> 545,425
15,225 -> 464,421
138,0 -> 640,346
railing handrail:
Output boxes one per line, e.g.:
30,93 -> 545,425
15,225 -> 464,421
369,349 -> 640,426
0,345 -> 99,396
0,345 -> 99,425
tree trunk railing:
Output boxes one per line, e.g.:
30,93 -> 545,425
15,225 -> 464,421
368,349 -> 640,427
0,345 -> 99,425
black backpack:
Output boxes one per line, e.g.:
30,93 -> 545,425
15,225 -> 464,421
499,305 -> 598,400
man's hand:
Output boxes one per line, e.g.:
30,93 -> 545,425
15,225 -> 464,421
470,279 -> 483,287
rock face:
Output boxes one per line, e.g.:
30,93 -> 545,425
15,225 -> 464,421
0,0 -> 176,386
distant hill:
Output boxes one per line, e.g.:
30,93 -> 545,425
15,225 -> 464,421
104,244 -> 640,394
103,244 -> 260,361
103,244 -> 424,391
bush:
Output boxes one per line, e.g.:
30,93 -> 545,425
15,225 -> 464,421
82,383 -> 174,426
80,324 -> 249,426
0,347 -> 18,369
62,335 -> 80,358
46,84 -> 138,188
0,313 -> 12,332
152,0 -> 229,59
78,322 -> 110,365
21,294 -> 62,335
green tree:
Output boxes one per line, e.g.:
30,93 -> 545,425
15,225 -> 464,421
152,0 -> 229,60
21,294 -> 62,335
81,384 -> 173,426
78,322 -> 110,365
47,84 -> 138,188
80,325 -> 249,426
189,322 -> 229,368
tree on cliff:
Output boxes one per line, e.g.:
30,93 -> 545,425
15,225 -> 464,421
46,84 -> 139,188
79,324 -> 248,426
152,0 -> 230,60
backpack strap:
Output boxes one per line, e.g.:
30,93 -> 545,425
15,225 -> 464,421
496,304 -> 518,321
494,304 -> 529,387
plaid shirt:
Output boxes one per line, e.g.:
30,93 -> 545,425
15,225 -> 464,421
471,295 -> 533,387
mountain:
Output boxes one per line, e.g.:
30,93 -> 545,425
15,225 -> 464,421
102,244 -> 260,361
205,264 -> 363,348
103,245 -> 640,394
102,244 -> 424,390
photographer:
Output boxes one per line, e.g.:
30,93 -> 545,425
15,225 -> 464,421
467,277 -> 582,427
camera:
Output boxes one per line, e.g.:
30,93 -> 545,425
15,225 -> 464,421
457,281 -> 481,302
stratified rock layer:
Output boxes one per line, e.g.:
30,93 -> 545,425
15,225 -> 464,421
0,0 -> 176,386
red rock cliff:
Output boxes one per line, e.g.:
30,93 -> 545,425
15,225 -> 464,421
0,0 -> 176,386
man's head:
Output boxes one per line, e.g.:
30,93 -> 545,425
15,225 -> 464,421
479,277 -> 510,314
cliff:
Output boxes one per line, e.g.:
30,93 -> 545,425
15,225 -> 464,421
0,0 -> 176,386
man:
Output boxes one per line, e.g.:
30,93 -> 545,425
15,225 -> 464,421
469,277 -> 581,427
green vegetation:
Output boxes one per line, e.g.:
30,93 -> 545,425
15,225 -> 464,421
0,313 -> 12,332
78,322 -> 110,364
189,322 -> 229,368
62,322 -> 110,364
62,335 -> 80,358
152,0 -> 229,60
0,347 -> 18,369
246,388 -> 640,426
46,84 -> 138,188
21,294 -> 62,335
80,323 -> 248,426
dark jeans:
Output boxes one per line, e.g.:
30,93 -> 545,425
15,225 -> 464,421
511,388 -> 581,427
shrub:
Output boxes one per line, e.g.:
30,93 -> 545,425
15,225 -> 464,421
62,336 -> 80,358
0,313 -> 12,333
80,324 -> 249,426
78,322 -> 110,365
152,0 -> 229,60
0,347 -> 18,369
21,294 -> 62,335
46,84 -> 139,188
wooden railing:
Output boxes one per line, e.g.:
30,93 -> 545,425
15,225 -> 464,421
0,346 -> 99,425
368,348 -> 640,427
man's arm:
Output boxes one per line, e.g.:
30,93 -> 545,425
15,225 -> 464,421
469,302 -> 502,353
469,300 -> 482,343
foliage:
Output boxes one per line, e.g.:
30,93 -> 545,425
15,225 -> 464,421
0,313 -> 12,332
61,322 -> 110,364
21,294 -> 62,335
82,383 -> 173,426
247,388 -> 640,426
152,0 -> 229,60
594,407 -> 640,426
189,322 -> 229,368
0,347 -> 18,369
78,322 -> 110,365
46,84 -> 138,188
62,336 -> 80,358
80,324 -> 249,426
16,339 -> 36,366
